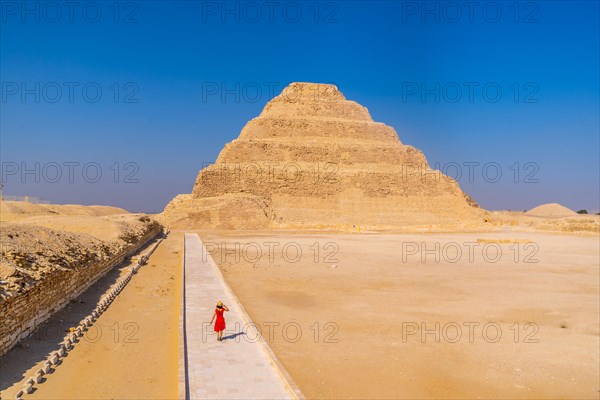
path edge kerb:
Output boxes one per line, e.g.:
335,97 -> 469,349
195,234 -> 305,400
179,233 -> 188,400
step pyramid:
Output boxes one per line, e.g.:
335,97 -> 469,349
161,82 -> 483,230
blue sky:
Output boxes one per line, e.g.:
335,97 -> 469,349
1,0 -> 598,213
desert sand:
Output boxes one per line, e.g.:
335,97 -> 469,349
525,203 -> 577,218
0,201 -> 127,222
4,228 -> 597,399
200,230 -> 599,399
489,209 -> 598,235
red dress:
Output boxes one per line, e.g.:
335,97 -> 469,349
214,308 -> 226,332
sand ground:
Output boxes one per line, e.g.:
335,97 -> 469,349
0,232 -> 182,399
201,230 -> 600,399
2,230 -> 597,399
0,201 -> 127,223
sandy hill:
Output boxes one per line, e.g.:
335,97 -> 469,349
526,203 -> 577,218
0,201 -> 160,284
9,214 -> 153,243
0,200 -> 127,222
0,201 -> 162,356
160,82 -> 485,230
0,200 -> 160,280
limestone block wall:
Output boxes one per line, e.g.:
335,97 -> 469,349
0,225 -> 162,356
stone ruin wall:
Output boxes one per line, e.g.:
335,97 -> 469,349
0,225 -> 162,356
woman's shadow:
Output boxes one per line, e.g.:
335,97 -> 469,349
221,331 -> 246,342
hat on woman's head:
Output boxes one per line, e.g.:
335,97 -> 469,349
217,301 -> 223,307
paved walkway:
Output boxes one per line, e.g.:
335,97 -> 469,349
179,233 -> 302,400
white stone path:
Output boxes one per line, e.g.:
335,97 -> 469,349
179,233 -> 303,400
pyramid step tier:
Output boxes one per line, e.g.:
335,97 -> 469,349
216,140 -> 427,165
240,117 -> 399,142
192,165 -> 465,199
260,98 -> 372,122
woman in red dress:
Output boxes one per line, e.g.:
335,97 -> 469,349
210,300 -> 229,341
